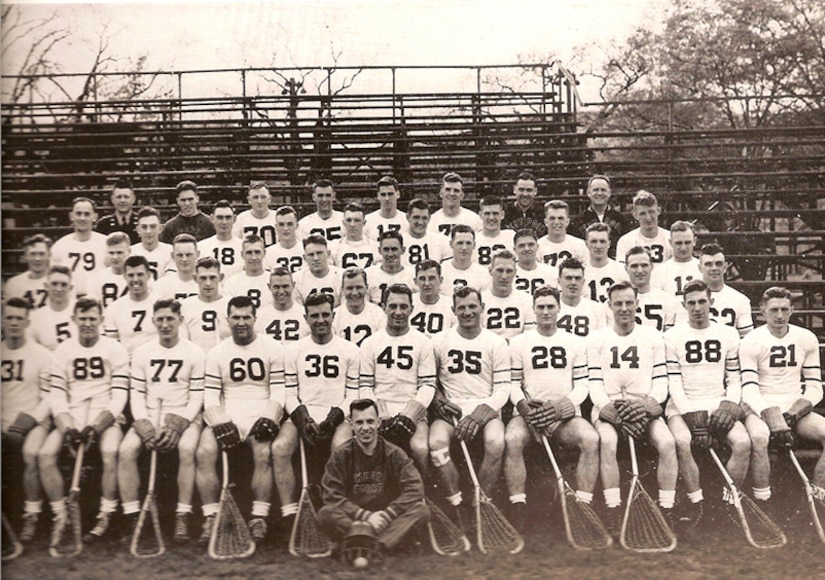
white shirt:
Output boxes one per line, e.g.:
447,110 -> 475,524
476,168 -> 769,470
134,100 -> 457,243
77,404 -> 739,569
428,207 -> 483,237
537,235 -> 587,268
297,211 -> 344,242
617,227 -> 672,267
199,236 -> 245,277
233,210 -> 278,247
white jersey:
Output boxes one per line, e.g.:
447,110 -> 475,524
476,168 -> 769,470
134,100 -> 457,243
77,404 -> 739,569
29,303 -> 74,351
85,267 -> 129,309
204,334 -> 285,409
514,262 -> 558,296
740,324 -> 822,414
264,242 -> 305,273
664,322 -> 742,415
431,327 -> 511,413
508,329 -> 588,411
365,209 -> 407,243
630,288 -> 679,332
709,285 -> 754,337
583,259 -> 630,303
3,272 -> 48,309
129,242 -> 173,280
429,207 -> 483,237
537,235 -> 587,268
616,227 -> 672,267
365,265 -> 417,304
410,294 -> 456,337
199,236 -> 244,277
222,271 -> 273,310
254,302 -> 309,344
333,302 -> 386,347
481,290 -> 535,340
50,336 -> 130,416
292,266 -> 343,307
152,274 -> 199,301
180,295 -> 230,352
330,238 -> 380,270
557,297 -> 607,337
298,211 -> 344,242
440,260 -> 490,293
359,328 -> 436,410
51,232 -> 108,295
586,324 -> 668,417
404,231 -> 451,266
104,293 -> 160,354
651,258 -> 702,297
130,338 -> 206,422
475,230 -> 515,266
283,335 -> 360,420
232,210 -> 278,247
1,339 -> 51,430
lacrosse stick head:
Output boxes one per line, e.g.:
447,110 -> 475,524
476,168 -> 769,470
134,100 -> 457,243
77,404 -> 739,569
425,497 -> 471,556
289,488 -> 333,558
341,521 -> 382,567
208,487 -> 256,560
620,479 -> 677,553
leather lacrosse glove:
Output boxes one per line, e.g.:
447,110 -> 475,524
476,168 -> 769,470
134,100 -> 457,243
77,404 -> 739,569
683,411 -> 712,451
248,417 -> 280,442
709,401 -> 744,438
762,406 -> 796,450
6,413 -> 37,445
212,421 -> 242,450
318,407 -> 345,439
291,405 -> 322,446
783,398 -> 813,428
454,404 -> 497,442
516,399 -> 545,428
598,403 -> 623,427
133,418 -> 157,448
430,389 -> 462,423
156,413 -> 190,451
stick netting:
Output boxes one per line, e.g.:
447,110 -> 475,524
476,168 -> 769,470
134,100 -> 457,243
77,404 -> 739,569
208,487 -> 255,560
425,498 -> 470,556
131,496 -> 165,558
620,481 -> 676,553
737,492 -> 787,549
561,485 -> 612,550
289,490 -> 332,558
477,495 -> 524,554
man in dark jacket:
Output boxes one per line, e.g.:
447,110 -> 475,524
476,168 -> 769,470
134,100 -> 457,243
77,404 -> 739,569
159,180 -> 215,243
570,175 -> 630,259
502,171 -> 546,238
318,399 -> 429,552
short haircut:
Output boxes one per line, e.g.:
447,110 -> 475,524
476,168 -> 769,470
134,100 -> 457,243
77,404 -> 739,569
491,249 -> 516,264
72,196 -> 97,212
544,199 -> 569,216
153,298 -> 182,314
342,267 -> 368,286
313,178 -> 334,191
384,283 -> 413,305
407,198 -> 430,213
275,205 -> 298,218
304,291 -> 335,312
111,179 -> 134,193
343,201 -> 366,215
479,195 -> 502,210
195,256 -> 221,272
269,266 -> 293,279
558,257 -> 585,276
587,174 -> 611,189
761,286 -> 793,305
585,222 -> 611,238
137,206 -> 161,221
74,297 -> 102,315
248,181 -> 269,194
607,280 -> 637,300
176,180 -> 198,195
377,175 -> 399,189
378,229 -> 404,247
5,296 -> 31,312
700,243 -> 725,257
450,224 -> 475,241
172,233 -> 198,247
105,232 -> 131,246
533,284 -> 560,305
212,199 -> 235,214
670,220 -> 695,235
625,245 -> 652,263
124,255 -> 151,271
513,228 -> 537,243
515,171 -> 536,186
227,294 -> 256,315
681,279 -> 710,298
452,285 -> 482,306
442,172 -> 463,185
242,233 -> 265,248
302,233 -> 328,249
632,190 -> 658,207
415,259 -> 442,277
48,264 -> 72,278
350,398 -> 378,416
22,233 -> 52,249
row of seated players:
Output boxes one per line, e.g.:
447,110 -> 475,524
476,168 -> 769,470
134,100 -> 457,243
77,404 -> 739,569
1,275 -> 821,553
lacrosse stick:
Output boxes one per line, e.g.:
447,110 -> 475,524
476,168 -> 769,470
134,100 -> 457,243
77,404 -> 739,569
425,496 -> 471,556
620,436 -> 676,553
289,439 -> 332,558
49,443 -> 85,557
131,404 -> 165,558
208,451 -> 255,559
789,450 -> 825,544
709,447 -> 786,549
2,512 -> 23,561
457,437 -> 524,554
540,434 -> 612,550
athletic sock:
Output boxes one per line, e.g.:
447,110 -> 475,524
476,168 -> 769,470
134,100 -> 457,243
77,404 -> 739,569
251,501 -> 270,518
176,503 -> 193,514
100,498 -> 118,514
659,489 -> 676,509
604,487 -> 621,508
509,493 -> 527,505
122,501 -> 140,515
447,492 -> 462,507
50,499 -> 67,516
24,500 -> 43,515
281,503 -> 298,517
202,503 -> 219,517
753,486 -> 771,501
687,489 -> 704,504
575,490 -> 594,504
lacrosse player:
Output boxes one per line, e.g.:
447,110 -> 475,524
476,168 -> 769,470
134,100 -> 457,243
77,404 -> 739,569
583,223 -> 629,304
475,196 -> 515,267
152,233 -> 200,301
196,296 -> 285,544
557,257 -> 607,338
410,260 -> 456,338
130,207 -> 172,280
103,255 -> 159,354
118,298 -> 205,543
50,197 -> 108,296
264,206 -> 305,273
85,232 -> 131,309
333,268 -> 386,347
222,234 -> 272,309
587,281 -> 677,530
403,198 -> 451,266
365,230 -> 416,304
297,179 -> 344,242
232,182 -> 277,247
3,233 -> 52,309
39,297 -> 130,545
359,283 -> 436,473
513,228 -> 557,296
180,257 -> 230,351
696,243 -> 753,337
616,190 -> 672,268
254,267 -> 309,344
29,265 -> 75,351
1,298 -> 52,542
272,292 -> 360,529
505,286 -> 598,530
481,250 -> 535,340
440,225 -> 490,293
428,172 -> 482,237
428,286 -> 510,522
199,200 -> 244,278
624,246 -> 679,332
651,221 -> 702,297
664,280 -> 750,528
537,200 -> 587,269
330,202 -> 379,269
292,234 -> 343,307
365,175 -> 407,242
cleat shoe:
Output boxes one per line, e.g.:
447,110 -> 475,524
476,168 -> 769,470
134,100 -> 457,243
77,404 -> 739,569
49,512 -> 68,548
249,517 -> 267,542
120,513 -> 140,546
198,514 -> 216,545
20,512 -> 39,543
659,507 -> 676,530
174,512 -> 191,543
509,502 -> 528,533
84,511 -> 112,543
604,506 -> 623,537
280,513 -> 296,534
